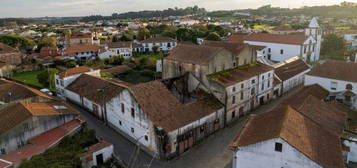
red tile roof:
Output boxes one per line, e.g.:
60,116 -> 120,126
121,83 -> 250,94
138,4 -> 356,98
57,66 -> 92,79
307,60 -> 357,83
231,105 -> 345,168
66,44 -> 101,57
70,33 -> 92,39
207,63 -> 274,87
274,59 -> 310,81
272,25 -> 295,31
244,33 -> 307,45
0,119 -> 83,165
202,40 -> 246,56
107,42 -> 132,48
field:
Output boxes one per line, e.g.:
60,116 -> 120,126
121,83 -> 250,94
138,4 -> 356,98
11,70 -> 45,88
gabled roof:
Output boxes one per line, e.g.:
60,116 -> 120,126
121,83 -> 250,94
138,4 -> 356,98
65,74 -> 128,105
207,63 -> 274,87
57,66 -> 92,79
272,25 -> 295,31
129,81 -> 223,132
142,37 -> 176,43
274,58 -> 310,81
231,105 -> 345,168
0,80 -> 51,103
202,40 -> 246,56
101,65 -> 131,76
307,60 -> 357,83
244,33 -> 307,45
66,44 -> 101,56
165,44 -> 226,65
0,101 -> 78,136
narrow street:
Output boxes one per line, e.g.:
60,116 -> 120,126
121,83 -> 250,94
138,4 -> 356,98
69,87 -> 301,168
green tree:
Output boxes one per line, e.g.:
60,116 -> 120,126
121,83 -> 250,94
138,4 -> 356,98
36,37 -> 57,52
137,28 -> 151,40
321,34 -> 347,60
206,32 -> 221,41
120,34 -> 133,41
37,68 -> 59,89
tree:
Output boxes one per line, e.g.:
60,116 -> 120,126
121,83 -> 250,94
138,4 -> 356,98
37,68 -> 59,89
206,32 -> 221,41
137,28 -> 151,40
36,37 -> 57,52
321,34 -> 347,60
120,34 -> 133,41
152,45 -> 160,54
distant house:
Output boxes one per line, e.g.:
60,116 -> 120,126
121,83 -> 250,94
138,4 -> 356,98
68,32 -> 99,46
141,37 -> 177,52
80,141 -> 114,168
39,47 -> 59,58
305,60 -> 357,110
55,66 -> 101,96
340,30 -> 357,48
230,85 -> 347,168
273,57 -> 310,93
0,43 -> 24,65
106,42 -> 133,60
65,44 -> 102,60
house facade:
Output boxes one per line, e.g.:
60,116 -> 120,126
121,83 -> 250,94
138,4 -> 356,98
141,37 -> 177,52
305,60 -> 357,110
106,42 -> 133,60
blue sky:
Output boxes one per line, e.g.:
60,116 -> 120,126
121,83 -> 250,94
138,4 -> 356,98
0,0 -> 355,18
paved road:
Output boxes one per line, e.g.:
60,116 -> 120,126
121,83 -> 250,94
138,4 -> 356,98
69,87 -> 300,168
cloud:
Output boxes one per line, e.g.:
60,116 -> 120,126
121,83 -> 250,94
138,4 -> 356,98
0,0 -> 355,18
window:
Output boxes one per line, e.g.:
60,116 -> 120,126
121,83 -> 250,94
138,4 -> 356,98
262,75 -> 265,80
346,84 -> 353,90
23,123 -> 29,131
60,80 -> 64,86
261,83 -> 264,90
268,73 -> 271,78
241,84 -> 244,89
200,125 -> 205,133
232,96 -> 236,104
268,80 -> 270,88
119,120 -> 122,126
240,92 -> 244,100
252,79 -> 256,84
280,49 -> 284,54
232,111 -> 236,118
275,142 -> 283,152
145,135 -> 148,141
232,87 -> 236,92
331,81 -> 337,90
0,148 -> 5,155
304,46 -> 307,53
268,48 -> 271,53
131,127 -> 134,133
131,108 -> 135,118
121,103 -> 125,113
56,79 -> 59,85
251,88 -> 255,95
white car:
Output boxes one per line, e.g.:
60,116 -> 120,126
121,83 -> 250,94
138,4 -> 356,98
40,88 -> 53,96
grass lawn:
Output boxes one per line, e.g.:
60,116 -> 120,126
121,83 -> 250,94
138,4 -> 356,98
133,54 -> 162,60
11,70 -> 45,88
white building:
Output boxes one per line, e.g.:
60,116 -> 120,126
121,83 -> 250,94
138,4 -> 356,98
80,141 -> 114,168
342,31 -> 357,48
242,17 -> 322,63
305,60 -> 357,110
55,66 -> 100,96
106,42 -> 133,60
273,57 -> 310,93
106,81 -> 224,159
230,86 -> 346,168
141,37 -> 177,53
207,63 -> 275,123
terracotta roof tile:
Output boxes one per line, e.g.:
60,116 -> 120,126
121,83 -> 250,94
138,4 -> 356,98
244,33 -> 307,45
307,60 -> 357,82
0,80 -> 51,103
130,81 -> 223,131
58,66 -> 92,79
65,74 -> 127,105
0,43 -> 17,54
275,59 -> 310,81
66,44 -> 101,57
207,63 -> 274,87
165,44 -> 227,65
202,40 -> 246,56
107,42 -> 132,48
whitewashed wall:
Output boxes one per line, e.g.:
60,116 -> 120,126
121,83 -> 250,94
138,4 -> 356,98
282,69 -> 310,93
244,41 -> 301,62
92,144 -> 114,166
233,138 -> 322,168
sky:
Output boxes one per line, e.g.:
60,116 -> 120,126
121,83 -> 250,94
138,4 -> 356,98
0,0 -> 356,18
